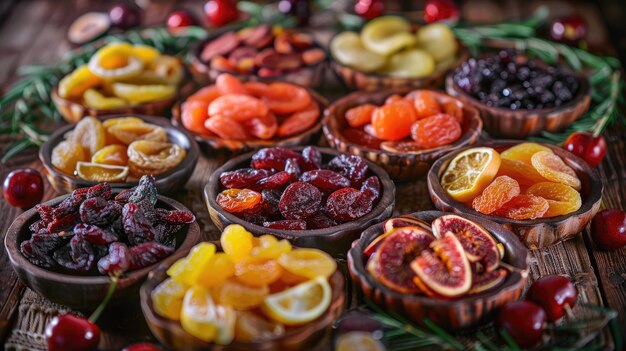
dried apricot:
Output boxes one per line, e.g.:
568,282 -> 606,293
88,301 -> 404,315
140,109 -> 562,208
51,141 -> 87,174
276,101 -> 319,138
246,113 -> 278,140
181,101 -> 212,136
345,104 -> 376,128
492,194 -> 549,220
217,189 -> 262,213
205,115 -> 248,140
526,182 -> 582,217
107,122 -> 167,145
277,249 -> 336,279
250,235 -> 292,260
186,85 -> 221,104
243,81 -> 269,97
235,258 -> 282,287
91,144 -> 128,166
69,116 -> 106,158
216,73 -> 248,95
501,142 -> 552,164
102,117 -> 144,129
531,151 -> 581,190
472,176 -> 521,214
496,158 -> 547,186
221,224 -> 254,262
410,113 -> 461,149
371,99 -> 417,141
384,95 -> 404,105
127,140 -> 186,176
408,91 -> 441,119
442,100 -> 463,123
212,278 -> 269,310
208,95 -> 269,122
261,82 -> 311,115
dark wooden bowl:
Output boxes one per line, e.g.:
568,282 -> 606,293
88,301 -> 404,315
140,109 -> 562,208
204,146 -> 396,257
171,87 -> 327,153
4,193 -> 200,311
190,28 -> 326,88
140,243 -> 346,351
39,114 -> 200,196
427,141 -> 603,249
445,55 -> 591,138
348,210 -> 529,330
323,89 -> 482,181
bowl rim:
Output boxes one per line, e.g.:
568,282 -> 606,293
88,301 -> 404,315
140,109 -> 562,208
347,210 -> 529,308
4,191 -> 201,286
140,243 -> 346,347
38,114 -> 200,189
204,146 -> 396,238
426,140 -> 604,226
445,51 -> 591,115
322,88 -> 483,157
171,83 -> 328,149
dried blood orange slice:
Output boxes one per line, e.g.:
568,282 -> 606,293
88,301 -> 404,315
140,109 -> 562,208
531,151 -> 581,190
440,147 -> 501,203
472,176 -> 521,215
526,182 -> 582,217
469,268 -> 507,294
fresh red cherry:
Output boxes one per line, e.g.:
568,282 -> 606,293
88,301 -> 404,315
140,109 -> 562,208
526,275 -> 578,322
354,0 -> 384,20
592,209 -> 626,250
204,0 -> 239,27
563,131 -> 607,167
3,168 -> 44,210
122,342 -> 163,351
45,314 -> 100,351
166,10 -> 198,31
109,3 -> 142,29
424,0 -> 460,24
550,14 -> 587,44
497,301 -> 546,349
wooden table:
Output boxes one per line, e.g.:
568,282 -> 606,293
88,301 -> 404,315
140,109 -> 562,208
0,1 -> 625,350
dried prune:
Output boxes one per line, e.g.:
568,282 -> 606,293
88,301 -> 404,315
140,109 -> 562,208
220,168 -> 272,188
52,194 -> 83,219
300,170 -> 350,190
86,182 -> 112,199
129,242 -> 175,270
79,197 -> 122,226
263,220 -> 307,230
156,208 -> 196,224
305,212 -> 339,229
67,236 -> 95,272
20,234 -> 65,268
360,176 -> 381,202
155,222 -> 183,245
53,241 -> 93,272
115,187 -> 135,203
129,175 -> 157,206
252,171 -> 291,190
279,182 -> 322,220
328,154 -> 369,187
74,223 -> 118,245
97,242 -> 130,275
123,202 -> 156,245
35,204 -> 54,224
284,158 -> 300,180
48,213 -> 81,233
251,148 -> 303,170
326,188 -> 373,222
301,146 -> 322,171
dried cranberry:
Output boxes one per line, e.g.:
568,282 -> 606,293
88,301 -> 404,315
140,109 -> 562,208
122,202 -> 156,245
97,242 -> 130,275
86,183 -> 112,199
301,146 -> 322,171
129,175 -> 157,206
360,176 -> 381,203
251,148 -> 303,170
154,222 -> 183,245
284,158 -> 301,180
261,189 -> 282,217
156,208 -> 195,224
328,154 -> 369,187
305,212 -> 339,229
21,234 -> 65,268
79,198 -> 122,226
220,168 -> 273,188
326,188 -> 373,222
129,242 -> 174,270
48,213 -> 81,233
68,236 -> 96,272
300,169 -> 350,190
263,219 -> 307,230
52,194 -> 83,219
74,223 -> 118,245
279,182 -> 322,220
252,171 -> 292,190
115,188 -> 135,203
36,204 -> 54,224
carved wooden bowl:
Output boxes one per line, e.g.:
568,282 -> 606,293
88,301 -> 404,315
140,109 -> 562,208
427,141 -> 603,249
323,89 -> 482,181
348,210 -> 529,330
204,146 -> 396,257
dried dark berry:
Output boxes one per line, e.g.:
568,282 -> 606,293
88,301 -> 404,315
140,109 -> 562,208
48,213 -> 81,233
279,182 -> 322,220
237,210 -> 270,226
301,146 -> 322,171
360,176 -> 381,203
86,182 -> 112,199
328,154 -> 369,187
156,208 -> 196,224
155,222 -> 183,245
284,158 -> 301,181
20,234 -> 65,268
300,169 -> 350,190
129,175 -> 157,206
263,220 -> 307,230
115,188 -> 136,203
251,148 -> 303,170
261,189 -> 282,217
97,242 -> 130,275
74,223 -> 118,245
36,204 -> 54,224
252,171 -> 291,190
129,242 -> 175,270
305,212 -> 339,229
122,202 -> 156,245
52,194 -> 83,219
220,168 -> 273,188
79,197 -> 122,226
64,236 -> 96,272
326,188 -> 373,222
53,241 -> 93,272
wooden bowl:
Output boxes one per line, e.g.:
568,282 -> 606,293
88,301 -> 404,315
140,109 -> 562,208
4,193 -> 200,311
171,87 -> 327,153
204,146 -> 396,257
427,141 -> 603,249
348,210 -> 529,330
323,89 -> 482,181
39,114 -> 200,196
445,55 -> 591,138
140,243 -> 346,351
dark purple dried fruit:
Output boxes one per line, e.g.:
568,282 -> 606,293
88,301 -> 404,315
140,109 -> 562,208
261,189 -> 282,217
301,146 -> 322,171
326,188 -> 373,222
279,182 -> 322,220
48,213 -> 81,233
251,148 -> 303,170
156,208 -> 196,224
97,242 -> 130,275
52,194 -> 83,219
305,212 -> 339,229
129,242 -> 174,270
122,202 -> 156,245
36,204 -> 54,224
115,188 -> 135,203
20,234 -> 65,268
300,169 -> 350,190
64,236 -> 95,272
79,197 -> 122,226
129,175 -> 157,206
74,223 -> 118,245
86,182 -> 112,199
263,219 -> 307,230
328,154 -> 369,187
360,176 -> 381,203
284,158 -> 301,180
220,168 -> 273,189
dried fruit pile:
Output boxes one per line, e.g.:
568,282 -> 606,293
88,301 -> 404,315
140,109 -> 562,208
365,214 -> 508,297
152,224 -> 337,344
441,143 -> 582,219
181,73 -> 319,140
342,90 -> 464,151
58,42 -> 182,109
51,116 -> 186,182
331,17 -> 458,78
216,147 -> 381,230
200,25 -> 325,77
20,176 -> 195,275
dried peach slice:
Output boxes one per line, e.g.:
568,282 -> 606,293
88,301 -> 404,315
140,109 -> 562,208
102,117 -> 144,128
91,144 -> 128,166
472,176 -> 521,214
127,140 -> 186,176
501,142 -> 552,164
69,116 -> 106,158
531,151 -> 581,190
52,140 -> 87,174
526,182 -> 582,217
83,89 -> 128,110
496,158 -> 547,186
492,194 -> 549,220
186,86 -> 221,104
107,122 -> 167,145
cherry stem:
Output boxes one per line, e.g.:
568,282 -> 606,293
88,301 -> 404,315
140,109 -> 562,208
591,71 -> 620,137
564,303 -> 575,321
88,275 -> 119,324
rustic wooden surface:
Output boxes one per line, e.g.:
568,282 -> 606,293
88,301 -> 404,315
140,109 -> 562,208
0,1 -> 625,350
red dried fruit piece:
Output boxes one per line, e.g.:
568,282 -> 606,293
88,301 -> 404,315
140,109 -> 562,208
299,169 -> 350,190
410,113 -> 461,149
228,46 -> 257,63
263,220 -> 307,230
328,154 -> 369,187
274,32 -> 293,54
156,209 -> 196,224
115,188 -> 135,203
305,212 -> 339,229
48,213 -> 81,233
36,204 -> 54,224
85,182 -> 112,199
74,223 -> 118,245
69,235 -> 96,272
279,182 -> 322,220
302,48 -> 325,65
220,168 -> 273,189
251,148 -> 303,171
79,197 -> 122,226
246,113 -> 278,140
208,95 -> 269,122
276,101 -> 319,138
493,194 -> 549,220
216,73 -> 248,95
360,176 -> 381,203
326,188 -> 373,222
301,146 -> 321,171
252,171 -> 292,190
52,194 -> 83,219
284,158 -> 300,180
97,242 -> 130,275
257,51 -> 302,71
204,115 -> 248,140
408,91 -> 441,119
217,189 -> 262,213
201,31 -> 240,62
472,176 -> 521,215
342,128 -> 382,149
345,104 -> 376,128
129,242 -> 174,270
442,101 -> 463,123
122,202 -> 157,245
240,25 -> 272,47
29,220 -> 49,234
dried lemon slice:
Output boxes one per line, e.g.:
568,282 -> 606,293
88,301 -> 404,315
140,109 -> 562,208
112,83 -> 176,104
127,140 -> 186,176
75,161 -> 129,182
83,89 -> 128,109
261,276 -> 331,326
132,44 -> 160,64
440,147 -> 501,203
88,42 -> 144,80
180,285 -> 236,345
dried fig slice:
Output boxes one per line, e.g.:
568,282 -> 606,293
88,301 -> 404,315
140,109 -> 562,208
369,227 -> 434,294
432,215 -> 500,272
383,216 -> 432,233
410,232 -> 471,298
468,268 -> 507,294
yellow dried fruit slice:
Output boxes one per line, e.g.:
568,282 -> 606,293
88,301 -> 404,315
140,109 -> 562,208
75,161 -> 129,182
147,56 -> 184,86
151,277 -> 187,321
88,42 -> 144,79
132,44 -> 160,64
379,49 -> 435,78
415,23 -> 458,62
102,116 -> 145,128
180,285 -> 236,345
107,122 -> 167,145
112,83 -> 176,104
501,142 -> 552,165
531,151 -> 581,190
330,31 -> 386,72
83,89 -> 128,109
441,147 -> 501,203
360,16 -> 415,56
68,116 -> 106,158
51,140 -> 87,174
127,140 -> 186,176
58,65 -> 102,99
261,276 -> 331,326
91,144 -> 128,166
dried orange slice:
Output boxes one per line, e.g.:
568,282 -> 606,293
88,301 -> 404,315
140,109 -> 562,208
261,276 -> 331,326
180,285 -> 236,344
75,161 -> 129,182
88,42 -> 144,80
441,147 -> 501,203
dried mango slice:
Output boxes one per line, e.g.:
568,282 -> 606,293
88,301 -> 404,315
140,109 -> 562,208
58,65 -> 102,99
112,83 -> 176,104
83,89 -> 128,109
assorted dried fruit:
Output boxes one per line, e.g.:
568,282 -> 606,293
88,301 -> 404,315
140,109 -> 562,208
152,224 -> 337,344
51,116 -> 186,182
58,42 -> 182,108
19,176 -> 194,275
216,147 -> 381,229
180,73 -> 319,140
441,143 -> 582,219
200,25 -> 325,77
365,214 -> 509,298
342,90 -> 464,152
331,17 -> 459,77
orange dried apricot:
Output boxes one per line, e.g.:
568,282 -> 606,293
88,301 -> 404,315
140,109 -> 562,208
501,142 -> 552,164
69,116 -> 106,158
204,115 -> 248,140
408,91 -> 441,119
186,85 -> 221,104
235,258 -> 282,287
276,101 -> 319,138
216,73 -> 249,95
492,194 -> 549,220
181,101 -> 212,136
531,151 -> 581,190
217,189 -> 262,213
243,81 -> 269,98
212,278 -> 269,310
246,113 -> 278,140
472,176 -> 521,214
442,100 -> 463,123
107,122 -> 167,145
91,144 -> 128,166
526,182 -> 582,217
371,99 -> 417,141
410,113 -> 461,149
208,95 -> 269,122
496,158 -> 547,186
345,104 -> 376,128
261,82 -> 311,115
384,95 -> 404,105
51,141 -> 87,174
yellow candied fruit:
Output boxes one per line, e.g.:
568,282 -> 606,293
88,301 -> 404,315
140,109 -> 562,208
75,162 -> 129,182
58,65 -> 102,99
277,248 -> 337,280
88,42 -> 144,80
180,285 -> 236,345
111,83 -> 176,104
250,235 -> 292,260
151,277 -> 188,320
127,140 -> 186,177
132,44 -> 160,64
83,89 -> 128,110
167,242 -> 216,285
196,253 -> 235,288
212,278 -> 269,310
91,144 -> 128,166
220,224 -> 254,263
